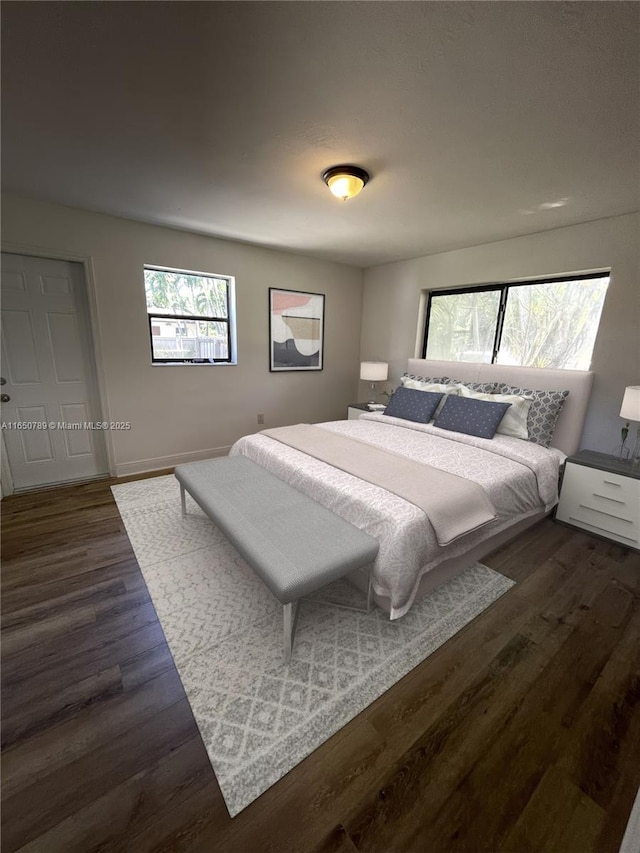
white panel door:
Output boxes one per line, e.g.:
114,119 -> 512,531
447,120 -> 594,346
1,253 -> 109,489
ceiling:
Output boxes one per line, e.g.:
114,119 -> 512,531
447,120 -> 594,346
2,2 -> 638,268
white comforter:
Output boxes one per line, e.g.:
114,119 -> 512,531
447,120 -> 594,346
230,413 -> 565,618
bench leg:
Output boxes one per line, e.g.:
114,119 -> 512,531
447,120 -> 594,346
283,601 -> 300,662
180,485 -> 186,517
365,571 -> 373,612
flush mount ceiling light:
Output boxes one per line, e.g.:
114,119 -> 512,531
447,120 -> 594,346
322,165 -> 370,201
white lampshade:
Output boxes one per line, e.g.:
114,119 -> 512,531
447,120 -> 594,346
620,386 -> 640,421
360,361 -> 388,382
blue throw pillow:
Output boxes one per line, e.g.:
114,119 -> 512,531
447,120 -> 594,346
433,395 -> 511,439
383,387 -> 443,423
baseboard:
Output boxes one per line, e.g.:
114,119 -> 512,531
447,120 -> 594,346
115,445 -> 231,478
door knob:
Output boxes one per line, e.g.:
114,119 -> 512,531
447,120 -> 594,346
0,394 -> 10,403
0,377 -> 6,385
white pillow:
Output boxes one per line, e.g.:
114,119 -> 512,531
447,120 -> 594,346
400,378 -> 450,392
457,385 -> 532,440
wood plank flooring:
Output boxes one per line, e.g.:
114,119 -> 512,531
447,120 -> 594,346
1,476 -> 639,852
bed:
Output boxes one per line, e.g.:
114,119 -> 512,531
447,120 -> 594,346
229,359 -> 594,618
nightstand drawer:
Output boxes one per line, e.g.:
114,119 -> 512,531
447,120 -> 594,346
562,462 -> 638,505
561,504 -> 638,541
556,460 -> 640,547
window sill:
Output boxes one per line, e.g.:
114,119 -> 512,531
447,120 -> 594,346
151,361 -> 237,367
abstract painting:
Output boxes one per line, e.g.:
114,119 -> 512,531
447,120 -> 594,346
269,288 -> 324,371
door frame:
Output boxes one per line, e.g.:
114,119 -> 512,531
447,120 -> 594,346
1,242 -> 116,493
1,432 -> 14,497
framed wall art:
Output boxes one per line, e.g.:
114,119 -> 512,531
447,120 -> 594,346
269,288 -> 325,371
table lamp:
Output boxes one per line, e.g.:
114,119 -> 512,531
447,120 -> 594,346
360,361 -> 388,404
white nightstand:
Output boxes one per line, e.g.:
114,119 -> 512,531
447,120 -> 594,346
347,403 -> 386,419
555,450 -> 640,550
348,403 -> 371,420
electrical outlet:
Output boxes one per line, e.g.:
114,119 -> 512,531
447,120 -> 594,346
257,413 -> 265,425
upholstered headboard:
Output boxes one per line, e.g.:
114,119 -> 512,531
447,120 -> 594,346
407,358 -> 594,457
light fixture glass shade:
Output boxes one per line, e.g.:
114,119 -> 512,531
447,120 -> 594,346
322,165 -> 370,201
620,386 -> 640,421
326,173 -> 365,200
360,361 -> 389,381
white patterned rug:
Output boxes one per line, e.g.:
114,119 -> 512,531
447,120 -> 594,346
111,474 -> 514,817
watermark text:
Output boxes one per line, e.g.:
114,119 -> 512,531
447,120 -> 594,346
2,422 -> 132,431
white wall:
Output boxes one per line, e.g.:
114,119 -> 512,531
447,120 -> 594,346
361,213 -> 640,453
2,195 -> 364,475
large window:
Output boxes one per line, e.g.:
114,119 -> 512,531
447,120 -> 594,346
144,266 -> 236,364
423,273 -> 609,370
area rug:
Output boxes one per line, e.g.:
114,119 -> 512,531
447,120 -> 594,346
619,787 -> 640,853
111,474 -> 514,816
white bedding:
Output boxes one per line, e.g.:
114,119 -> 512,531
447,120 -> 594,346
230,412 -> 565,619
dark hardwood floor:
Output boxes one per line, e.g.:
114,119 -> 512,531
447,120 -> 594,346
1,476 -> 639,852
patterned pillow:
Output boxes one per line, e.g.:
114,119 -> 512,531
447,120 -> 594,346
433,395 -> 511,439
458,386 -> 532,440
494,384 -> 569,447
383,387 -> 444,423
450,379 -> 498,394
401,374 -> 495,393
401,373 -> 451,385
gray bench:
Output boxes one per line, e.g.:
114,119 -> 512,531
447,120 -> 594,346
174,456 -> 379,661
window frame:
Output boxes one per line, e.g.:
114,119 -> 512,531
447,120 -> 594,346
144,265 -> 236,366
422,271 -> 609,365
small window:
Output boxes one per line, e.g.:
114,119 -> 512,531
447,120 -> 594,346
423,273 -> 609,370
144,266 -> 236,364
